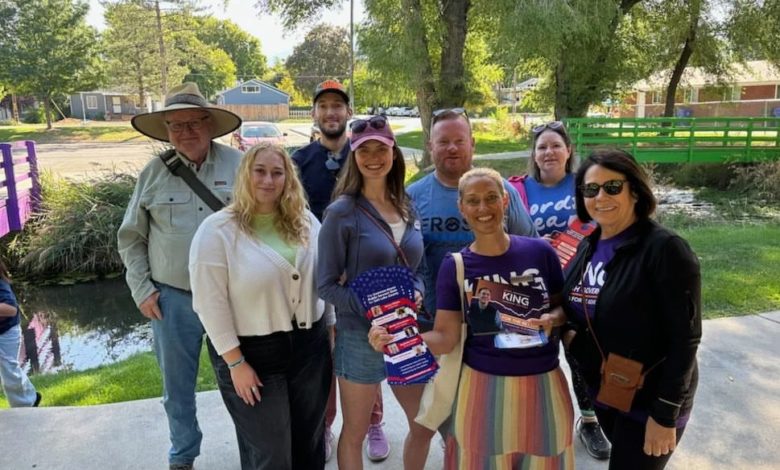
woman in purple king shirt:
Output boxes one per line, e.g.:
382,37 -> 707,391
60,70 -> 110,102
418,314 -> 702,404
561,148 -> 701,469
371,167 -> 575,469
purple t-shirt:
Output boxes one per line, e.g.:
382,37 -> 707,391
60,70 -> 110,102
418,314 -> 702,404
436,235 -> 564,376
567,224 -> 638,323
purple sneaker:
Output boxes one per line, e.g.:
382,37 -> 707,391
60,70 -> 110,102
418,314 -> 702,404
324,427 -> 335,462
365,423 -> 390,461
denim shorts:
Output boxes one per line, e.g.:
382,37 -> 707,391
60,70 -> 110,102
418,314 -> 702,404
334,326 -> 386,384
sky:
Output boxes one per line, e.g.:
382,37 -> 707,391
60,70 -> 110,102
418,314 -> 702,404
86,0 -> 365,62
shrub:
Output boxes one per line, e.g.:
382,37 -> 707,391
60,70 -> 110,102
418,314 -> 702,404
0,119 -> 18,126
730,161 -> 780,203
21,106 -> 45,124
652,163 -> 736,190
2,170 -> 136,280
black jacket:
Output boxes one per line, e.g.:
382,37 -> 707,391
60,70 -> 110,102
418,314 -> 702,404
562,219 -> 702,427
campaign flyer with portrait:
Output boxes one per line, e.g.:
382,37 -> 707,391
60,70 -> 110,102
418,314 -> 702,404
549,218 -> 596,269
469,279 -> 549,349
351,265 -> 438,385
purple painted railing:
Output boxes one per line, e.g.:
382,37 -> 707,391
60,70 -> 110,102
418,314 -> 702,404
0,140 -> 41,238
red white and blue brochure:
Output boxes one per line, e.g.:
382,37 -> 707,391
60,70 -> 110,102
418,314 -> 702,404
472,279 -> 549,349
549,218 -> 596,270
351,266 -> 439,385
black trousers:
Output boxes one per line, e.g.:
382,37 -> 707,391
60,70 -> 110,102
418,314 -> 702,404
207,319 -> 332,470
596,407 -> 687,470
563,348 -> 595,413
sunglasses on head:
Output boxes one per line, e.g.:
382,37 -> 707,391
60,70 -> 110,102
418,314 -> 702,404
350,115 -> 388,134
325,151 -> 342,171
532,121 -> 565,136
579,179 -> 627,198
431,107 -> 468,125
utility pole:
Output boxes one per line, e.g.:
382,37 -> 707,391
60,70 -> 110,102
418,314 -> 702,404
349,0 -> 355,107
154,1 -> 168,97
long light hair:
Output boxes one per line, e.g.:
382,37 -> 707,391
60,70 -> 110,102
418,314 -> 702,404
332,145 -> 412,221
230,142 -> 310,245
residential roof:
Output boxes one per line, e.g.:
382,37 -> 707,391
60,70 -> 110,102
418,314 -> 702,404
635,60 -> 780,91
215,79 -> 289,97
75,90 -> 134,96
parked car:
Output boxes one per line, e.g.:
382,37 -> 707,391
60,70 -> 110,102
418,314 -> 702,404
399,106 -> 420,117
232,121 -> 287,151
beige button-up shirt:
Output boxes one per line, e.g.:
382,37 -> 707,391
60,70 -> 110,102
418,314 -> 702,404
118,142 -> 242,306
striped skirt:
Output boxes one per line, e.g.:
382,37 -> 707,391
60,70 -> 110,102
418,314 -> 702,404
444,364 -> 575,470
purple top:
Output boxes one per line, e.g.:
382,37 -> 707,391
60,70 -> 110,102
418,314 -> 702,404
436,235 -> 564,376
567,224 -> 638,323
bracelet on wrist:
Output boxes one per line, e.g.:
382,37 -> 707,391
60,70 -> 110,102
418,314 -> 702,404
227,356 -> 245,369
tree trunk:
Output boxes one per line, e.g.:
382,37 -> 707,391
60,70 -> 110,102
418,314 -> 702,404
11,94 -> 19,122
43,95 -> 52,130
402,0 -> 439,169
664,0 -> 701,118
439,0 -> 470,107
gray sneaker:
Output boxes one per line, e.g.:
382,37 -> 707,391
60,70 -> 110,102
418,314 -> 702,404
169,463 -> 193,470
577,417 -> 611,460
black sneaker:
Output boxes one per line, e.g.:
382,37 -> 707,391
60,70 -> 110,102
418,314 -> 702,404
577,417 -> 611,460
169,464 -> 193,470
33,392 -> 42,407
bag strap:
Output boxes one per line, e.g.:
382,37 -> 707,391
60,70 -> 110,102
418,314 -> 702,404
357,204 -> 409,267
452,252 -> 466,321
580,261 -> 666,377
159,149 -> 225,212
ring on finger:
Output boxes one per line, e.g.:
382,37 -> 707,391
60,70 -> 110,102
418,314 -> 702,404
251,386 -> 258,392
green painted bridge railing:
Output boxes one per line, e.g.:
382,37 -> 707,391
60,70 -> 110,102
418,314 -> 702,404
564,116 -> 780,163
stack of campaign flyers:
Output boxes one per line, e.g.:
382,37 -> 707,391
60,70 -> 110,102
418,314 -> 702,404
549,218 -> 595,269
351,266 -> 439,385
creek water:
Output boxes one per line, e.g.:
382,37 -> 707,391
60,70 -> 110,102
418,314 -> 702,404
15,278 -> 152,375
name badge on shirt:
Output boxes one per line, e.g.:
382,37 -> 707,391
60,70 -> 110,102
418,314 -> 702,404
214,180 -> 227,186
494,330 -> 548,349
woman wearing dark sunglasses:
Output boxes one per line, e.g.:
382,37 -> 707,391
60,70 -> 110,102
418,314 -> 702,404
561,148 -> 702,469
317,116 -> 433,469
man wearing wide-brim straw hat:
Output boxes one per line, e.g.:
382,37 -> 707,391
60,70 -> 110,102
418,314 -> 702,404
118,82 -> 243,470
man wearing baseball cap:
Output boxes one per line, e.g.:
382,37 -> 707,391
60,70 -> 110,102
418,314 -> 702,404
292,80 -> 391,462
118,82 -> 242,470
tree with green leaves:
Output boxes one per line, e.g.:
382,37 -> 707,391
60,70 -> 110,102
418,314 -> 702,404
728,0 -> 780,66
285,24 -> 351,95
194,16 -> 268,81
102,1 -> 191,108
256,0 -> 478,167
0,0 -> 103,128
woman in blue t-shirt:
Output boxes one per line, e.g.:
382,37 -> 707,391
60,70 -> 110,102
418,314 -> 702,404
0,259 -> 41,408
372,168 -> 575,469
509,121 -> 577,238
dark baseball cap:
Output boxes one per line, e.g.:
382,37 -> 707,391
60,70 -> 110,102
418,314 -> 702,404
313,80 -> 349,104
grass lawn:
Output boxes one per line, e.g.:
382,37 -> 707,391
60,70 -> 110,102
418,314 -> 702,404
677,224 -> 780,318
395,130 -> 528,154
0,123 -> 143,144
0,345 -> 217,409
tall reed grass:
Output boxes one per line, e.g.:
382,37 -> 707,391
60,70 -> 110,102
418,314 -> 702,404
2,170 -> 136,281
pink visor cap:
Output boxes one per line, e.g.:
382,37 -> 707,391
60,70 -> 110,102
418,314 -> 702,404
349,117 -> 395,151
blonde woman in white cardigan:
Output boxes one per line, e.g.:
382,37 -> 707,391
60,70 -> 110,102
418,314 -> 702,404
190,142 -> 333,470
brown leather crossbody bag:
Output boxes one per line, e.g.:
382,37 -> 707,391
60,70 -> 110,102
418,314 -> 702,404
579,265 -> 664,413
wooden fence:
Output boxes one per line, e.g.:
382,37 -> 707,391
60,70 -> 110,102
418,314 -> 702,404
218,104 -> 290,121
0,140 -> 40,238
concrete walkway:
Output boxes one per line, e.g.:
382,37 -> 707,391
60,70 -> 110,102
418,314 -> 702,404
1,313 -> 778,469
